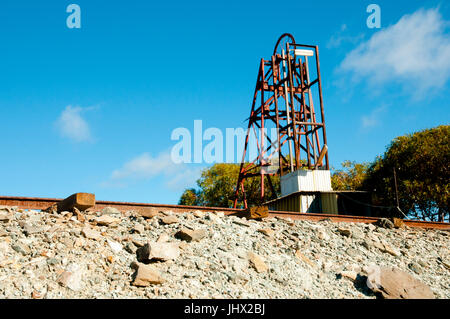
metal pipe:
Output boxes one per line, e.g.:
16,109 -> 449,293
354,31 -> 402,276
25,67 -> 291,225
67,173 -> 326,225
271,56 -> 283,176
286,43 -> 301,169
314,46 -> 329,169
298,58 -> 311,168
304,55 -> 318,165
282,49 -> 294,172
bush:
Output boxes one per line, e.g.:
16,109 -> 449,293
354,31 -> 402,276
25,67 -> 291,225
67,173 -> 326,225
362,125 -> 449,221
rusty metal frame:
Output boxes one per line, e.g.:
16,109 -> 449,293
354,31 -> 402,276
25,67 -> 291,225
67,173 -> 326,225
233,34 -> 329,208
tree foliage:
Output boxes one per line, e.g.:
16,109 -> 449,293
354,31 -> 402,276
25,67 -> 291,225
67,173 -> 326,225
362,125 -> 449,221
179,163 -> 280,208
178,188 -> 201,206
331,161 -> 370,191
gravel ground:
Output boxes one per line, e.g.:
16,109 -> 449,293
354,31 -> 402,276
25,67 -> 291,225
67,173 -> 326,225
0,205 -> 448,299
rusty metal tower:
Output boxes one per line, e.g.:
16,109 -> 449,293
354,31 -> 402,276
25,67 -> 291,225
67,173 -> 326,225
233,34 -> 329,209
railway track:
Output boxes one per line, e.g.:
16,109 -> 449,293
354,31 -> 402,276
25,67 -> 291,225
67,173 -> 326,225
0,195 -> 448,230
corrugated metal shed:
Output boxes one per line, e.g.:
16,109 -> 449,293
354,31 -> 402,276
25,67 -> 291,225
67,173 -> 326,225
266,191 -> 372,216
280,170 -> 332,196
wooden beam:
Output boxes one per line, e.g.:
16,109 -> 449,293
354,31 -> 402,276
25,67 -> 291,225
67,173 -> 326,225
46,193 -> 95,213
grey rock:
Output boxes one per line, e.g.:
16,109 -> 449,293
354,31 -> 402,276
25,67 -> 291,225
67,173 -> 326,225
95,215 -> 121,226
81,227 -> 101,241
346,248 -> 359,258
361,240 -> 372,250
352,230 -> 365,240
57,263 -> 84,291
183,271 -> 198,278
0,212 -> 11,223
132,223 -> 145,234
137,242 -> 180,261
22,222 -> 49,236
124,242 -> 137,254
47,258 -> 59,265
367,267 -> 434,299
11,242 -> 31,255
408,262 -> 422,274
160,215 -> 180,225
337,228 -> 352,237
132,262 -> 165,286
247,251 -> 268,273
418,260 -> 428,268
100,207 -> 122,217
175,228 -> 207,242
0,205 -> 448,299
376,218 -> 395,229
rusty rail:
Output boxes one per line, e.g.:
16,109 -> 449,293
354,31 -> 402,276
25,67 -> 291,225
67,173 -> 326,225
0,196 -> 448,230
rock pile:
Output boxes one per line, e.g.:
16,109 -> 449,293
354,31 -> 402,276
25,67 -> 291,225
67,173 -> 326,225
0,205 -> 448,299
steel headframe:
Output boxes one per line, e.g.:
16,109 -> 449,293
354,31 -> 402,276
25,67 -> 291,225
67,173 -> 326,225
233,34 -> 329,209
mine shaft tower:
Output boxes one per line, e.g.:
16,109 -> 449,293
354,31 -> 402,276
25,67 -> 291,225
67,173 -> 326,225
234,34 -> 330,209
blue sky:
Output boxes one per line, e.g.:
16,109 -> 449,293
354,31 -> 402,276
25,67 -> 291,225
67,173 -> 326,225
0,0 -> 449,204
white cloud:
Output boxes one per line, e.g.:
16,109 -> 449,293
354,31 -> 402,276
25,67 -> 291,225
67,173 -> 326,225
56,106 -> 92,142
165,168 -> 202,191
111,152 -> 173,180
327,24 -> 365,49
361,105 -> 387,129
339,8 -> 450,93
109,152 -> 202,191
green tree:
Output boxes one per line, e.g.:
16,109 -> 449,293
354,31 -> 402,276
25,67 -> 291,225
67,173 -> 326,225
179,163 -> 280,208
331,161 -> 370,190
362,125 -> 449,221
178,188 -> 201,206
